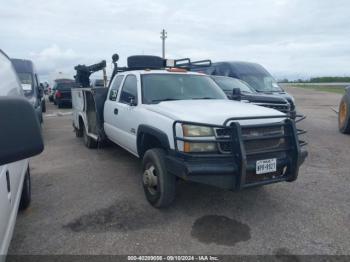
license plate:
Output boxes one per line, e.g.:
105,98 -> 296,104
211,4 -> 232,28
256,158 -> 277,174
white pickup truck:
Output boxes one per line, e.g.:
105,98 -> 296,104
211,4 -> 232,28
0,50 -> 44,257
72,55 -> 307,208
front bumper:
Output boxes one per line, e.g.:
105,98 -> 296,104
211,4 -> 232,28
167,116 -> 308,190
166,149 -> 307,190
57,98 -> 72,104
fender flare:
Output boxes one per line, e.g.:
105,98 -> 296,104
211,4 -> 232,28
137,125 -> 170,157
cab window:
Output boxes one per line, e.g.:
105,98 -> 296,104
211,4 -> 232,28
109,75 -> 124,101
119,75 -> 138,105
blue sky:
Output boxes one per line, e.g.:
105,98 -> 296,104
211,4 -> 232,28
1,0 -> 349,81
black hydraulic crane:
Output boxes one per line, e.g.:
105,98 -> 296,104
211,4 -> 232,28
74,60 -> 107,88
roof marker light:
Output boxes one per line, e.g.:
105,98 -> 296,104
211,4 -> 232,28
166,68 -> 187,73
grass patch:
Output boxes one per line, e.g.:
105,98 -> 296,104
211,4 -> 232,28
289,84 -> 346,94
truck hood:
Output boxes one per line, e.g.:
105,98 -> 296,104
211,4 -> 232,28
144,99 -> 285,125
241,93 -> 288,104
256,91 -> 295,109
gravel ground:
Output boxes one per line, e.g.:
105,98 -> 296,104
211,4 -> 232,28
8,87 -> 350,256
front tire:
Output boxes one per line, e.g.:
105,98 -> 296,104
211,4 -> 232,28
142,148 -> 175,208
19,167 -> 31,210
339,94 -> 350,134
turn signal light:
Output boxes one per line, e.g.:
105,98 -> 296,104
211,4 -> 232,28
183,142 -> 217,153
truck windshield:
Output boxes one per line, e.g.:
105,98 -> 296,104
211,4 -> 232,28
240,75 -> 282,92
212,76 -> 254,93
18,72 -> 33,94
141,74 -> 227,104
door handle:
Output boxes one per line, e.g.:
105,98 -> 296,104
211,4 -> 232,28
5,170 -> 10,193
114,108 -> 118,115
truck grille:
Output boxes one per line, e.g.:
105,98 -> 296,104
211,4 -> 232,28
215,125 -> 288,154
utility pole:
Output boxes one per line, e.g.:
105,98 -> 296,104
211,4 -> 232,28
160,29 -> 167,58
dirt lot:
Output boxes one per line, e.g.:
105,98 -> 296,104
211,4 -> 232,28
8,87 -> 350,255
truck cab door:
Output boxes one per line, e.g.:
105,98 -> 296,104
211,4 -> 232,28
105,74 -> 139,155
104,75 -> 125,144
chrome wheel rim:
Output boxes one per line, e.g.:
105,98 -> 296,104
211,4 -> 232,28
143,165 -> 158,195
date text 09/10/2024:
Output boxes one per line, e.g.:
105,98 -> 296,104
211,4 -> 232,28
127,255 -> 219,261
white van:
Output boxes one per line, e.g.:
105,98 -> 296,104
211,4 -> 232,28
0,50 -> 44,257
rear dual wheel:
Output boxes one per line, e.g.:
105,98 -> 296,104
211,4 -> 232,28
82,123 -> 98,149
338,94 -> 350,134
75,126 -> 83,138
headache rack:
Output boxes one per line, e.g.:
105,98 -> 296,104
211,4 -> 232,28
173,58 -> 212,69
172,115 -> 307,189
72,53 -> 214,89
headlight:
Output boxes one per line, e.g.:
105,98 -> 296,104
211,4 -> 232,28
184,142 -> 217,153
182,124 -> 214,137
181,124 -> 217,153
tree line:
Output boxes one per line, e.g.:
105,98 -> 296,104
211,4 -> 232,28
279,76 -> 350,83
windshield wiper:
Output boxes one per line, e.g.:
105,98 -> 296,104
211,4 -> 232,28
151,98 -> 180,103
191,97 -> 216,100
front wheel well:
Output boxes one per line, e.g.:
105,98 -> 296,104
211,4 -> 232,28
138,133 -> 166,158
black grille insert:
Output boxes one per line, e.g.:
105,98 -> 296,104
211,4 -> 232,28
215,124 -> 288,154
254,103 -> 290,114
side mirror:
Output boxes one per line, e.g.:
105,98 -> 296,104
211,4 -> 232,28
0,97 -> 44,165
231,88 -> 241,101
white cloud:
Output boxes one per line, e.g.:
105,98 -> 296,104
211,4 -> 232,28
1,0 -> 349,80
28,45 -> 80,80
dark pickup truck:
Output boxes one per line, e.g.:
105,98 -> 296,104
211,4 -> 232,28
53,79 -> 78,108
192,61 -> 297,118
211,75 -> 291,116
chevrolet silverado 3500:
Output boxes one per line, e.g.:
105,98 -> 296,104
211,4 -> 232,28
72,55 -> 308,208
